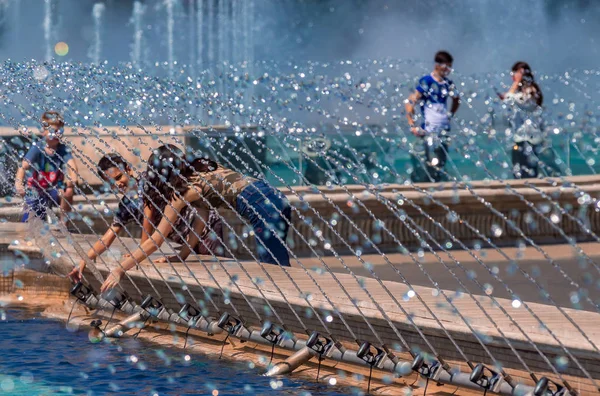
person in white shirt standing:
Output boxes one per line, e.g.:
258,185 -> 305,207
405,51 -> 460,182
499,61 -> 561,179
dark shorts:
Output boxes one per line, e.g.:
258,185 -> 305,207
21,188 -> 61,222
410,136 -> 450,183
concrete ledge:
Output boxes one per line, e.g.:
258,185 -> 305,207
2,176 -> 600,259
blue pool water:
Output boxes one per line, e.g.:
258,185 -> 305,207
0,309 -> 352,395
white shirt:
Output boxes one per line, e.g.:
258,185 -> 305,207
503,92 -> 545,145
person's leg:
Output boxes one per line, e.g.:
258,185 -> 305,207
59,186 -> 74,225
424,139 -> 441,182
523,142 -> 539,178
410,139 -> 430,183
536,144 -> 562,177
21,190 -> 50,222
432,141 -> 449,182
529,144 -> 540,178
512,142 -> 526,179
237,182 -> 291,266
513,142 -> 540,179
21,195 -> 39,222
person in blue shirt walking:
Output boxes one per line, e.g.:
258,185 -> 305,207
405,51 -> 461,182
14,111 -> 78,224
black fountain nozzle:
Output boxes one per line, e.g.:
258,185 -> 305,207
356,341 -> 386,394
260,322 -> 282,344
411,353 -> 444,381
140,295 -> 163,317
178,303 -> 201,324
88,319 -> 106,342
356,341 -> 386,367
534,377 -> 569,396
469,363 -> 503,393
90,319 -> 103,329
70,282 -> 94,302
103,289 -> 129,310
217,312 -> 242,335
306,331 -> 334,356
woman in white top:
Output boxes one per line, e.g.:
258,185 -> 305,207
500,62 -> 561,179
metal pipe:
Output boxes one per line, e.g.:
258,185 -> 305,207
84,295 -> 224,337
78,295 -> 541,395
104,310 -> 148,337
265,347 -> 317,376
193,316 -> 224,335
229,324 -> 539,396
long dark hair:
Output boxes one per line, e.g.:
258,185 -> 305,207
144,144 -> 218,215
512,61 -> 543,106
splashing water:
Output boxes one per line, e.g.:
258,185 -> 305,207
0,2 -> 599,394
90,3 -> 106,65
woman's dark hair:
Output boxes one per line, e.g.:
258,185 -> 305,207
512,61 -> 543,106
144,144 -> 218,211
97,153 -> 130,179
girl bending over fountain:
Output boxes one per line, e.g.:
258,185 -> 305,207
70,153 -> 225,282
100,145 -> 291,292
500,62 -> 561,179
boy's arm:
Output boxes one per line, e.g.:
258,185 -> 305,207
405,90 -> 422,127
405,90 -> 424,136
450,95 -> 460,115
15,145 -> 39,197
140,205 -> 154,243
449,80 -> 460,116
14,160 -> 30,197
65,158 -> 78,189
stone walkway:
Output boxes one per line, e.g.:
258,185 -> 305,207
2,222 -> 600,392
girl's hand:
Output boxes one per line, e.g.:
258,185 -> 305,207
68,260 -> 86,283
156,255 -> 182,263
100,268 -> 124,293
513,69 -> 523,84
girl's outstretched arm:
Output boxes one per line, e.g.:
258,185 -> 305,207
156,207 -> 209,263
101,196 -> 188,292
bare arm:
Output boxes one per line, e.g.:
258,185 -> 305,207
89,226 -> 120,259
116,201 -> 183,271
14,160 -> 30,197
450,95 -> 460,115
405,90 -> 422,127
140,205 -> 154,243
101,192 -> 197,293
177,207 -> 209,261
65,158 -> 78,188
69,225 -> 121,282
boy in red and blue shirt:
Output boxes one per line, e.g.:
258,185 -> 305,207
14,111 -> 78,223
